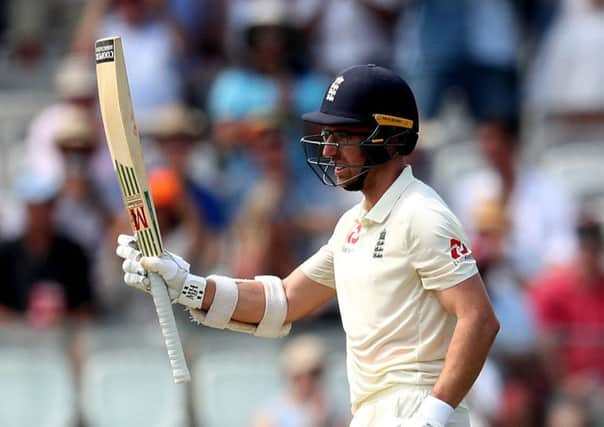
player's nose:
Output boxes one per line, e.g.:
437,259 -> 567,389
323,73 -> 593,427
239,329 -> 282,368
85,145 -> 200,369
322,142 -> 337,157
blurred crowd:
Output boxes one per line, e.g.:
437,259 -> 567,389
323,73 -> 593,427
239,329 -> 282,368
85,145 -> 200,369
0,0 -> 604,426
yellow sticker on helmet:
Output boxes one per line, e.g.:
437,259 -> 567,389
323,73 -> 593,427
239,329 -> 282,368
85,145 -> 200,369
373,114 -> 414,129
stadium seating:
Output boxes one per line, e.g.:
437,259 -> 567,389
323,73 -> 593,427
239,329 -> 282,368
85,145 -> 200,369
191,348 -> 282,427
80,349 -> 189,427
0,346 -> 77,427
537,140 -> 604,202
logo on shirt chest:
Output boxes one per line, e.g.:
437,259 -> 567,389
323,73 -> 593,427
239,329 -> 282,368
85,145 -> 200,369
342,223 -> 362,253
373,230 -> 387,258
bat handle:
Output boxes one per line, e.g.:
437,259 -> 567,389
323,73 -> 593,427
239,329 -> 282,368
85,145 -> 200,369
149,272 -> 191,383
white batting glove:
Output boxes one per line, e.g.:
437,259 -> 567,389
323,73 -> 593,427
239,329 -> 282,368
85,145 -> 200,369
116,234 -> 191,296
116,234 -> 206,308
406,396 -> 454,427
116,234 -> 151,292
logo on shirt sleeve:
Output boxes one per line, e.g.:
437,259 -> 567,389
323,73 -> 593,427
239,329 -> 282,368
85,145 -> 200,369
450,238 -> 474,265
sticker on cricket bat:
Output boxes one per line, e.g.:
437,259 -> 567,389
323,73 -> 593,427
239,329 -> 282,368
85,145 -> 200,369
129,206 -> 148,231
114,161 -> 140,197
95,39 -> 115,63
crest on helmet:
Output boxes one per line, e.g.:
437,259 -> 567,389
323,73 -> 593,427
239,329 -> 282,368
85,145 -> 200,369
325,76 -> 344,102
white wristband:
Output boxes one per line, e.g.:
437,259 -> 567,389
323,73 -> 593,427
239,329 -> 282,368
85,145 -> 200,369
417,395 -> 454,427
204,275 -> 239,329
177,274 -> 207,308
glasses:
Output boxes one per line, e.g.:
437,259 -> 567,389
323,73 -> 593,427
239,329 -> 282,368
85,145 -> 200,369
320,129 -> 370,145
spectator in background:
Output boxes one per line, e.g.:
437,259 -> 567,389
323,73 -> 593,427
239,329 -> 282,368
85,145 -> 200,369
4,0 -> 47,67
230,116 -> 298,278
469,197 -> 546,427
300,0 -> 400,75
26,56 -> 97,179
470,198 -> 537,358
252,334 -> 349,427
4,0 -> 79,69
515,0 -> 561,49
527,0 -> 604,117
96,0 -> 184,128
166,0 -> 227,107
23,54 -> 121,216
53,105 -> 115,256
147,167 -> 206,270
526,0 -> 604,145
74,0 -> 225,108
0,173 -> 94,328
448,115 -> 578,282
545,393 -> 592,427
207,1 -> 330,225
148,104 -> 225,271
530,217 -> 604,388
149,104 -> 226,234
394,0 -> 520,122
208,0 -> 327,149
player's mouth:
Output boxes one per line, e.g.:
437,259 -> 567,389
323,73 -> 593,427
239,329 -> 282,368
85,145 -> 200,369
335,166 -> 345,177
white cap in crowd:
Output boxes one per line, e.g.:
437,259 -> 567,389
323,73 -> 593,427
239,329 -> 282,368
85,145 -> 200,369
281,334 -> 327,376
54,55 -> 96,100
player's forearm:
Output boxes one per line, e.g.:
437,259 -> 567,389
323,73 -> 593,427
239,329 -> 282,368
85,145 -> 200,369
119,240 -> 324,336
431,311 -> 499,408
198,270 -> 335,326
201,279 -> 266,324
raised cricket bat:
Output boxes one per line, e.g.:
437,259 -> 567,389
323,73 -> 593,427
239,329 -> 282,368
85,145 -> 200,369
95,36 -> 190,383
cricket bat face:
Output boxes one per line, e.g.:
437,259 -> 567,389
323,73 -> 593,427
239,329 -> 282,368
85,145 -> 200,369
96,36 -> 190,383
95,37 -> 163,257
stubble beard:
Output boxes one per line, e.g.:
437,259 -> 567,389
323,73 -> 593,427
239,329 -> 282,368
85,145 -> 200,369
341,171 -> 365,191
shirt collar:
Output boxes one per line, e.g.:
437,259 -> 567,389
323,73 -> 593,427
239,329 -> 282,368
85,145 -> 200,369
362,166 -> 414,224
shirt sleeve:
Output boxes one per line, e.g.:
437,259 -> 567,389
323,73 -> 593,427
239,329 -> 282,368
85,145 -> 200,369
299,240 -> 336,289
407,201 -> 479,291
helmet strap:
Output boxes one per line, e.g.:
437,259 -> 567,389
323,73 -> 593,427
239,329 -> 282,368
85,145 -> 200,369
341,167 -> 369,191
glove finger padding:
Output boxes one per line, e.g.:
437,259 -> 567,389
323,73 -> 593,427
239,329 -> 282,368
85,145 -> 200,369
117,233 -> 139,248
116,235 -> 149,293
116,243 -> 142,262
122,258 -> 145,275
124,272 -> 150,292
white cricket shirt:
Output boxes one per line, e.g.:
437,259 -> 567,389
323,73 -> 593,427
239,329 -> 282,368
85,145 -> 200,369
300,166 -> 478,412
